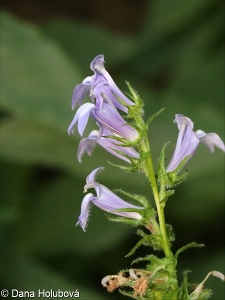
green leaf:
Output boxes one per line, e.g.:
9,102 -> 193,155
0,12 -> 81,130
0,246 -> 105,299
0,117 -> 79,174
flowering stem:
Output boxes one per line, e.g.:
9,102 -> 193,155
140,137 -> 172,259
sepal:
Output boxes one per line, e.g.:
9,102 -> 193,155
157,142 -> 169,179
109,206 -> 152,226
146,108 -> 165,127
160,190 -> 175,208
178,270 -> 190,300
108,215 -> 142,227
126,221 -> 163,257
126,234 -> 163,257
126,81 -> 143,107
166,224 -> 175,243
113,189 -> 150,208
108,158 -> 142,173
131,254 -> 159,265
108,161 -> 137,172
157,147 -> 190,189
174,242 -> 204,263
165,156 -> 190,188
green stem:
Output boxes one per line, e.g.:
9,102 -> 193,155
141,138 -> 172,258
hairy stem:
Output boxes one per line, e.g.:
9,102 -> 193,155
140,138 -> 172,258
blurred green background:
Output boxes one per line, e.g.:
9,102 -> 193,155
0,0 -> 224,299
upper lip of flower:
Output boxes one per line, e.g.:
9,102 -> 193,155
71,54 -> 134,111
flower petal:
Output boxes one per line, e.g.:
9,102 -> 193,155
68,102 -> 95,136
71,76 -> 93,109
92,184 -> 143,220
90,54 -> 105,71
85,167 -> 104,187
166,115 -> 199,172
101,86 -> 129,112
174,114 -> 194,131
77,130 -> 100,162
77,168 -> 144,231
166,114 -> 225,172
94,83 -> 128,112
196,130 -> 225,153
91,55 -> 134,107
97,136 -> 139,163
76,193 -> 94,232
92,103 -> 139,141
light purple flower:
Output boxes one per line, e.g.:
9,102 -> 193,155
166,114 -> 225,172
68,101 -> 139,141
77,128 -> 140,163
68,55 -> 140,163
71,54 -> 134,112
76,167 -> 144,231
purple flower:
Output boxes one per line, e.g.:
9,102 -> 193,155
76,167 -> 144,231
68,55 -> 140,163
72,54 -> 134,112
68,101 -> 139,141
166,114 -> 225,172
78,128 -> 140,163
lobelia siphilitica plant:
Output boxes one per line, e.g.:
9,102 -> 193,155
68,55 -> 225,300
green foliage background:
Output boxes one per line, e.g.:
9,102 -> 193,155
0,1 -> 224,299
